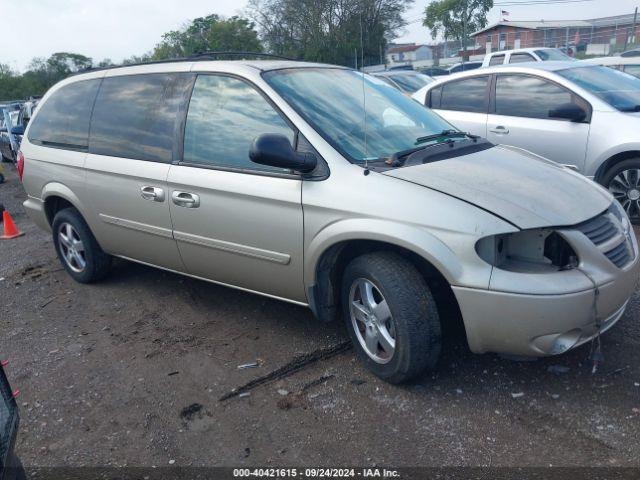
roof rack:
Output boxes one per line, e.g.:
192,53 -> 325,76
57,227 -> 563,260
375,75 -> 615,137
76,51 -> 297,74
189,51 -> 296,61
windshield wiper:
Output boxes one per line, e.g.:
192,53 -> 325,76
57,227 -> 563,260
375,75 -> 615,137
415,129 -> 471,146
620,104 -> 640,112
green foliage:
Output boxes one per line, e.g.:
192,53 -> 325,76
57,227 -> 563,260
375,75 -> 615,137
0,52 -> 93,101
423,0 -> 493,42
247,0 -> 413,67
151,14 -> 263,60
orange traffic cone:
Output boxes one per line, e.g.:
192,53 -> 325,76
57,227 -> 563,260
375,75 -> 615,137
0,211 -> 23,239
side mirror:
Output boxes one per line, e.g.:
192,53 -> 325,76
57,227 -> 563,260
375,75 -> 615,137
250,134 -> 317,173
11,125 -> 24,136
549,103 -> 587,122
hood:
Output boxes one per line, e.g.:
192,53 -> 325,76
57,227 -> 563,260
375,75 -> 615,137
383,145 -> 612,229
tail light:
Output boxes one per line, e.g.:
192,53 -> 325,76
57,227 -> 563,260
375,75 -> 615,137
17,151 -> 24,181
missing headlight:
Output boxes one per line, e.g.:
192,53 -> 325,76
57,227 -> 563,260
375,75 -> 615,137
476,229 -> 578,273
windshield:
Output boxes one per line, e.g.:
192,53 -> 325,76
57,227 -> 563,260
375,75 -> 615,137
535,49 -> 573,61
557,66 -> 640,112
388,73 -> 434,93
263,68 -> 454,162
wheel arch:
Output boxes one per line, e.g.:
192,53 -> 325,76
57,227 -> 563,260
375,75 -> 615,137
42,183 -> 87,226
306,220 -> 465,338
594,150 -> 640,184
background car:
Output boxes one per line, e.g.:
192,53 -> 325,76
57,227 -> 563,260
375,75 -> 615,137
413,61 -> 640,221
0,104 -> 22,163
371,70 -> 435,94
621,48 -> 640,57
581,55 -> 640,78
419,66 -> 450,77
482,47 -> 574,67
446,61 -> 482,74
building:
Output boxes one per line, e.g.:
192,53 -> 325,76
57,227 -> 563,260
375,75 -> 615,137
471,12 -> 638,55
385,43 -> 432,67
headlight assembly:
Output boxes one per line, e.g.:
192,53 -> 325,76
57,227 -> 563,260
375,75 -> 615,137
475,229 -> 578,273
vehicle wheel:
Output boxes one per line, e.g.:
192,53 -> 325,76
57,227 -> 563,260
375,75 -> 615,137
52,208 -> 112,283
601,158 -> 640,223
0,172 -> 4,183
341,252 -> 441,384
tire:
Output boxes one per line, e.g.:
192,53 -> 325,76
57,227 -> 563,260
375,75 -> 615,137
600,158 -> 640,224
341,252 -> 441,384
52,207 -> 112,283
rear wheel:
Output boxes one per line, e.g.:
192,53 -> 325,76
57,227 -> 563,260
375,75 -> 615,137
52,208 -> 112,283
601,158 -> 640,223
341,252 -> 441,384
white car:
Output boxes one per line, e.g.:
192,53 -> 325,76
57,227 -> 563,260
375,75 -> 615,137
413,61 -> 640,221
581,56 -> 640,78
482,47 -> 574,67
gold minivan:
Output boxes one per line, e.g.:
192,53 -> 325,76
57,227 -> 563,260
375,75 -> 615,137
19,59 -> 639,383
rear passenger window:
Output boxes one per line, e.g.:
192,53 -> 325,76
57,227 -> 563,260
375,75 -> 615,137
489,55 -> 505,66
182,75 -> 295,172
509,53 -> 535,63
495,74 -> 573,119
89,73 -> 194,163
439,76 -> 489,113
28,79 -> 100,149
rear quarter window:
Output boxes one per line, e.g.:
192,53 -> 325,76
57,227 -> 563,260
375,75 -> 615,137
27,79 -> 101,149
439,76 -> 489,113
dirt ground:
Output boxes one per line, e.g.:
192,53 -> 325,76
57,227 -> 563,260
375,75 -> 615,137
1,164 -> 640,469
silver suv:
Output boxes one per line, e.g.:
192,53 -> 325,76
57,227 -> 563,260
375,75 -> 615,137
19,60 -> 639,383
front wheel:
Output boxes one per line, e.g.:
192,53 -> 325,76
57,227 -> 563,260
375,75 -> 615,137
341,252 -> 441,384
601,158 -> 640,223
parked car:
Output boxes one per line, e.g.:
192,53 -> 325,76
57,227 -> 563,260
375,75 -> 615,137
447,61 -> 482,74
621,48 -> 640,58
482,47 -> 574,67
0,104 -> 21,163
371,70 -> 435,94
581,55 -> 640,78
19,60 -> 639,383
420,66 -> 450,77
413,61 -> 640,222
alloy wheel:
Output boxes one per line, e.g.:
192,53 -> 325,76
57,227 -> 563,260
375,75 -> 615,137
349,278 -> 396,364
58,222 -> 86,273
609,168 -> 640,219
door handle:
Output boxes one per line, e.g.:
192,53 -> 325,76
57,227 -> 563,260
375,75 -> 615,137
490,126 -> 510,134
140,186 -> 165,202
172,191 -> 200,208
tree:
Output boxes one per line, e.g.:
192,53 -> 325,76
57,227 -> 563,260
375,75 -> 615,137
423,0 -> 493,58
151,14 -> 263,60
247,0 -> 412,67
0,52 -> 93,100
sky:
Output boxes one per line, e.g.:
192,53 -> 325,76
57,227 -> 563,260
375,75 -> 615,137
2,0 -> 639,72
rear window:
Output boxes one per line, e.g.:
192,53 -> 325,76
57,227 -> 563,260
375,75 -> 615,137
27,79 -> 101,150
89,73 -> 194,163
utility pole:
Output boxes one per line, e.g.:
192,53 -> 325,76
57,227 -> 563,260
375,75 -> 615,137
625,7 -> 638,51
462,0 -> 467,64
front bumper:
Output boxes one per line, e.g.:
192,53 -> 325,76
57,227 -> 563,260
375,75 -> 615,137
452,250 -> 640,356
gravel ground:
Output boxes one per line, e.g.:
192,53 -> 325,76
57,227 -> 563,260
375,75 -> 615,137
1,164 -> 640,469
